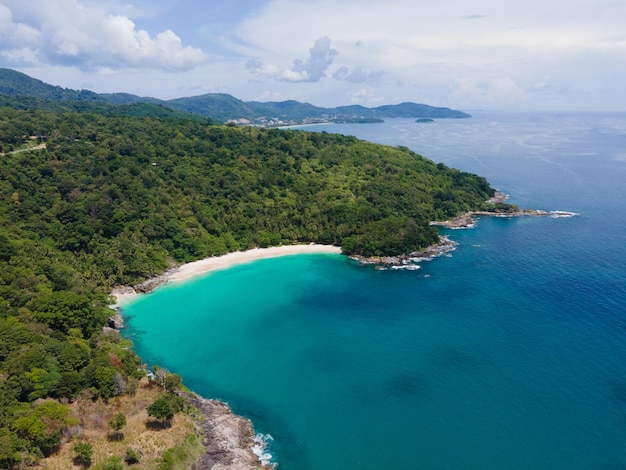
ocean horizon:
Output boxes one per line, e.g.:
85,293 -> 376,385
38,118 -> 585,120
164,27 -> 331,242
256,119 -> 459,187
122,111 -> 626,469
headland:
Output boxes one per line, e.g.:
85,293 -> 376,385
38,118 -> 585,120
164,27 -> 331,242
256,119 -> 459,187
430,191 -> 577,229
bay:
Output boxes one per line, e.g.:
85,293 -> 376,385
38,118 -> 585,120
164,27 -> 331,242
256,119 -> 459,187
123,112 -> 626,469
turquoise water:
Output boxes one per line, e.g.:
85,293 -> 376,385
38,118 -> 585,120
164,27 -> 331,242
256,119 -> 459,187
123,113 -> 626,469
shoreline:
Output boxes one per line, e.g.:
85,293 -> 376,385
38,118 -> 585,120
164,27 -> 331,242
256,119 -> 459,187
111,244 -> 342,305
180,391 -> 273,470
348,235 -> 457,269
430,208 -> 578,229
430,191 -> 577,229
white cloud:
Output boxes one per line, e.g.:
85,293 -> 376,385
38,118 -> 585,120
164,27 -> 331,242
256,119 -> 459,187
2,0 -> 626,110
227,0 -> 626,109
0,0 -> 209,70
345,87 -> 383,105
247,36 -> 338,82
449,77 -> 529,108
333,66 -> 383,83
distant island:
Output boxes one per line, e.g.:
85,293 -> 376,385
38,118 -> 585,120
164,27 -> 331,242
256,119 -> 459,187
415,118 -> 435,123
0,68 -> 470,127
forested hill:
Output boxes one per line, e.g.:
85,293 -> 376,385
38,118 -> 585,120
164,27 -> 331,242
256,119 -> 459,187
1,106 -> 492,285
0,102 -> 493,465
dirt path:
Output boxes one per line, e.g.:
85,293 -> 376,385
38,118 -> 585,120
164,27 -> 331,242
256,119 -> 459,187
0,142 -> 46,156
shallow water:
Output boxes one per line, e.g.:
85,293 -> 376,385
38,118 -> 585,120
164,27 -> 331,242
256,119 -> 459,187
123,112 -> 626,469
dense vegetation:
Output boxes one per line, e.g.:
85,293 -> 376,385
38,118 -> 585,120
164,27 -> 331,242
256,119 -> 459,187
0,97 -> 493,466
0,94 -> 211,123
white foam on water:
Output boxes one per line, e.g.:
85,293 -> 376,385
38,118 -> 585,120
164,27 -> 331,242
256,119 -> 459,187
549,210 -> 578,218
390,264 -> 421,270
252,433 -> 277,467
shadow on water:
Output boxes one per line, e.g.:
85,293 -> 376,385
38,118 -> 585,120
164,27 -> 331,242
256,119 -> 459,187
387,371 -> 429,399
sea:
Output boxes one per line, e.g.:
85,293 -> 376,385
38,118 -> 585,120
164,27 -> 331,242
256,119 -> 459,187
121,112 -> 626,469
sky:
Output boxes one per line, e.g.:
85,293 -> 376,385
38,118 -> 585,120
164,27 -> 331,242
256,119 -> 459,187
1,0 -> 625,111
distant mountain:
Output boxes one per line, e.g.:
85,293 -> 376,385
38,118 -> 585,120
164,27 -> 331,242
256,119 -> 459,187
0,68 -> 470,124
371,102 -> 468,118
167,93 -> 258,121
99,92 -> 162,105
164,96 -> 470,122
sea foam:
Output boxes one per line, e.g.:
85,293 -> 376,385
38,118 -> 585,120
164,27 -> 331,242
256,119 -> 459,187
549,210 -> 578,218
252,433 -> 277,467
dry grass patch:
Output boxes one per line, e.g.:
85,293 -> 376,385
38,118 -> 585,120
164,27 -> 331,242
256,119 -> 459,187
39,379 -> 204,469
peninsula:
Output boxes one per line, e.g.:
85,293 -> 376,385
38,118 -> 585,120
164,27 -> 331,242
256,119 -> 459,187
430,191 -> 577,229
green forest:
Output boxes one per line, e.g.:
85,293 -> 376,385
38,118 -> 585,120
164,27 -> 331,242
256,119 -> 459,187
0,99 -> 494,466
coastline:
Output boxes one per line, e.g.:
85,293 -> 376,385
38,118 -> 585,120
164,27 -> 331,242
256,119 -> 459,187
348,235 -> 457,269
111,244 -> 342,305
180,391 -> 273,470
430,191 -> 577,229
429,209 -> 577,229
106,199 -> 575,468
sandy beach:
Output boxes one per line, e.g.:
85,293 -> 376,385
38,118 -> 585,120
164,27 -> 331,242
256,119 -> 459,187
170,244 -> 341,282
111,244 -> 342,305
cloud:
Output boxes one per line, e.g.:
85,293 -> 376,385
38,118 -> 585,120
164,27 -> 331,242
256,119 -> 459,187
448,77 -> 529,108
3,0 -> 626,110
333,66 -> 383,83
0,0 -> 209,70
462,14 -> 486,20
345,87 -> 382,104
246,36 -> 338,83
289,36 -> 339,82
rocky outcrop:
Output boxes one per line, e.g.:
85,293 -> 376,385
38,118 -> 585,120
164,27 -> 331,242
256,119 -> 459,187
350,192 -> 576,269
107,308 -> 125,329
429,208 -> 575,229
179,392 -> 272,470
430,191 -> 576,229
134,268 -> 178,293
350,236 -> 457,269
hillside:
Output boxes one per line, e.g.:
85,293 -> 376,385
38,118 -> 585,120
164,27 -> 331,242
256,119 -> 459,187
0,68 -> 470,125
0,68 -> 102,102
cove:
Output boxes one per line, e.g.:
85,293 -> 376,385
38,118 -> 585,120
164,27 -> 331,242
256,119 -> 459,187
122,112 -> 626,469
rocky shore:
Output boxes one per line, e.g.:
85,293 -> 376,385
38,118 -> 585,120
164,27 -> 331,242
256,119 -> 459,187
430,190 -> 576,229
351,192 -> 576,269
106,310 -> 272,469
180,392 -> 272,470
429,208 -> 557,229
349,235 -> 457,269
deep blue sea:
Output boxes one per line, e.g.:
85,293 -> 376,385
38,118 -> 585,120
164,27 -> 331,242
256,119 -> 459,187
122,112 -> 626,469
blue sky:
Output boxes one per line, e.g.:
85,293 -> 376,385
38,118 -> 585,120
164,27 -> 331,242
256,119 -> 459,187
1,0 -> 625,111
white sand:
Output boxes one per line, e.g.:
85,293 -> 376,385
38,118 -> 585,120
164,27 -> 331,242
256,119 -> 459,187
111,244 -> 341,305
170,244 -> 341,282
110,288 -> 140,306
